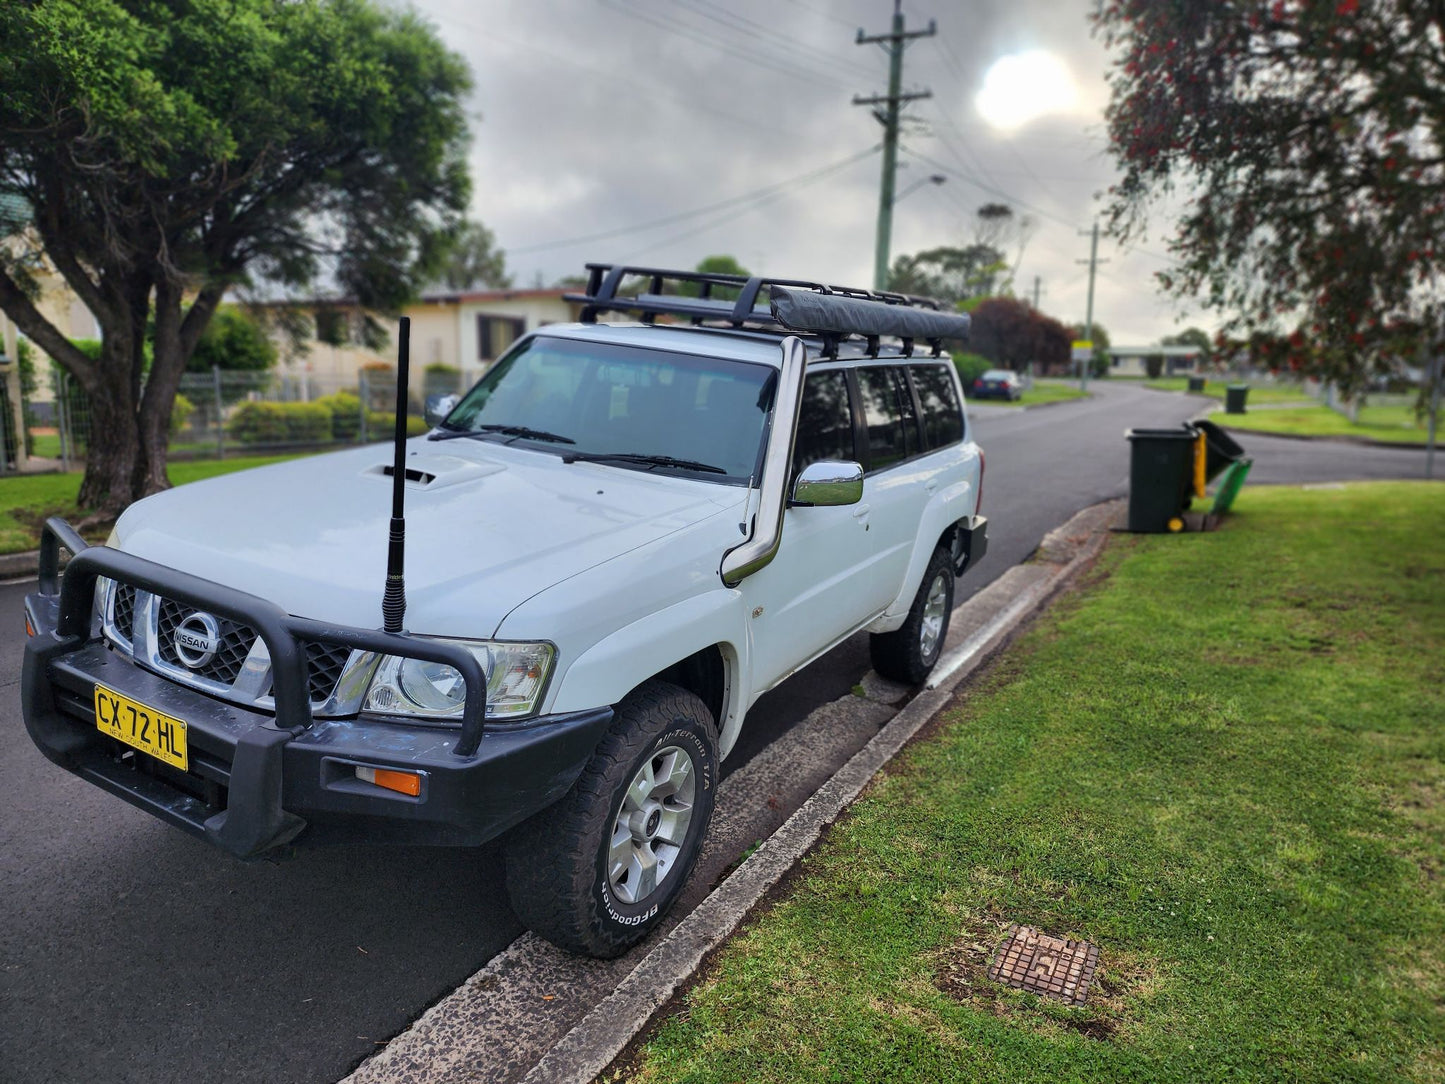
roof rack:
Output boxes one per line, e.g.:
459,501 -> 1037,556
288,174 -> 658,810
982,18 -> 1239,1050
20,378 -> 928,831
563,263 -> 969,358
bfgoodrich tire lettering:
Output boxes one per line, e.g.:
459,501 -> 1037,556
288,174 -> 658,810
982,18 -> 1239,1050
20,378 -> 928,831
502,680 -> 718,958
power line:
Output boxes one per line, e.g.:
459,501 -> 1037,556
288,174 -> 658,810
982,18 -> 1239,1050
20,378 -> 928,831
899,144 -> 1081,231
429,11 -> 768,133
778,0 -> 860,29
510,145 -> 880,256
614,147 -> 879,261
596,0 -> 855,93
672,0 -> 877,83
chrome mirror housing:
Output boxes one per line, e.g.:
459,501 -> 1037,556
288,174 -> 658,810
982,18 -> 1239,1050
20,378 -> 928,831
423,393 -> 458,429
790,460 -> 864,507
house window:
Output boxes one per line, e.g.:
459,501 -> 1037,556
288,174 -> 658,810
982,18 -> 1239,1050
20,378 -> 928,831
315,309 -> 350,346
478,315 -> 526,361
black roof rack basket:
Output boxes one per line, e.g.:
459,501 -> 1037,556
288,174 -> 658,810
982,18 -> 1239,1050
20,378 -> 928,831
563,263 -> 969,358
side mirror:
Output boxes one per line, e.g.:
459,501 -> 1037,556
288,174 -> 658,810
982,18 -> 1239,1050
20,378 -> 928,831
423,393 -> 458,428
790,460 -> 864,507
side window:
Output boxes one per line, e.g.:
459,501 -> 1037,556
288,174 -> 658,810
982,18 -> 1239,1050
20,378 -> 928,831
856,366 -> 916,471
911,364 -> 964,449
792,370 -> 855,474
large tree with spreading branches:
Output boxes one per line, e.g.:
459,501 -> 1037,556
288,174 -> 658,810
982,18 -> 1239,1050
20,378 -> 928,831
0,0 -> 472,512
1092,0 -> 1445,390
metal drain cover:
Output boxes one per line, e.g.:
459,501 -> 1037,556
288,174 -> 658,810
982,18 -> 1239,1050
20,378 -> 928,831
988,925 -> 1099,1005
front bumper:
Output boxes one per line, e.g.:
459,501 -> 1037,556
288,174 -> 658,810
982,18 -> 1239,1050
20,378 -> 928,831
21,519 -> 612,857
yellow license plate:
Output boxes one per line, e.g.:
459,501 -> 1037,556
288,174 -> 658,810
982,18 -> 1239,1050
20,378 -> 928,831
94,683 -> 189,771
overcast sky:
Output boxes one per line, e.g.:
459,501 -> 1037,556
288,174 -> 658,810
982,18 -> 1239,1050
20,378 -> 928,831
409,0 -> 1197,345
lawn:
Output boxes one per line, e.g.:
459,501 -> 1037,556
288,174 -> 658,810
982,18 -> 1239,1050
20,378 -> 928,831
1017,381 -> 1090,407
1143,377 -> 1316,406
1212,402 -> 1435,445
0,452 -> 312,554
620,482 -> 1445,1084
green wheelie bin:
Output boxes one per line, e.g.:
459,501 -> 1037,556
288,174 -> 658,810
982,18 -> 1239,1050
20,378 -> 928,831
1125,426 -> 1199,533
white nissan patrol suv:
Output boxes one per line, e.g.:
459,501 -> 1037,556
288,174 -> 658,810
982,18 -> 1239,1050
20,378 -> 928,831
22,264 -> 987,957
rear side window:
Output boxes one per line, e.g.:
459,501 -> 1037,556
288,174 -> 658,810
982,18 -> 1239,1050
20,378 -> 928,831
911,364 -> 964,449
856,366 -> 917,470
793,370 -> 855,474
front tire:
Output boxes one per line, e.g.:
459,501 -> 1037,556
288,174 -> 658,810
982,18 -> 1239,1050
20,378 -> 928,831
869,547 -> 954,685
503,681 -> 718,958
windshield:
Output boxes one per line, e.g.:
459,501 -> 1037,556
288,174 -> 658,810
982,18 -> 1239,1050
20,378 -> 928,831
439,335 -> 777,484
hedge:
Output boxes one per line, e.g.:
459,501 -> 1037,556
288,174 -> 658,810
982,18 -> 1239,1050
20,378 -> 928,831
952,351 -> 993,387
226,401 -> 332,445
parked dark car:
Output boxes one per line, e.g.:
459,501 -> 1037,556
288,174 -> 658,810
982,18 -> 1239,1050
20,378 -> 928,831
973,369 -> 1023,401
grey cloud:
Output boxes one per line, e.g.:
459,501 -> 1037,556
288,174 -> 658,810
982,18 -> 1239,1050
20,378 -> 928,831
410,0 -> 1203,344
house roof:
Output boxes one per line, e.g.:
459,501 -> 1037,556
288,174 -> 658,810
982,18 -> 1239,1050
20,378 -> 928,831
250,287 -> 574,310
416,287 -> 573,305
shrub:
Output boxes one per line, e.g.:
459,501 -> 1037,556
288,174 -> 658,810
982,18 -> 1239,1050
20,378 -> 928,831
317,391 -> 363,440
1145,354 -> 1165,379
169,393 -> 195,437
226,401 -> 332,445
367,411 -> 430,439
952,351 -> 992,387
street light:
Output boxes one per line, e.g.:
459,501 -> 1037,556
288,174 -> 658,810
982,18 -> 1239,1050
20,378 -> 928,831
893,173 -> 947,206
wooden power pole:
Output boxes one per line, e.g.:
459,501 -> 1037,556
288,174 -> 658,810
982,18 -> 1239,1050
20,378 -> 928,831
854,1 -> 935,291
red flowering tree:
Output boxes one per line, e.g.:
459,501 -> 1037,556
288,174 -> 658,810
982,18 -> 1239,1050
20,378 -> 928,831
972,297 -> 1071,373
1092,0 -> 1445,391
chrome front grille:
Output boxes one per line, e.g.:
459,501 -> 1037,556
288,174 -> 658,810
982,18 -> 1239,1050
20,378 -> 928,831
100,579 -> 372,715
155,597 -> 256,685
304,641 -> 353,703
112,584 -> 137,648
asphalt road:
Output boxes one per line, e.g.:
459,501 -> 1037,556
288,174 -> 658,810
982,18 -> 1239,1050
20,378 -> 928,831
0,381 -> 1431,1084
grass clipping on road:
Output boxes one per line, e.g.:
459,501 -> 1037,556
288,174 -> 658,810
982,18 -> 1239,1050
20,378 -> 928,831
620,483 -> 1445,1084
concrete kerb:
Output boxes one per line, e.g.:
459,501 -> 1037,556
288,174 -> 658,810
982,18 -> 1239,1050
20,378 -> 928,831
518,499 -> 1121,1084
0,549 -> 41,580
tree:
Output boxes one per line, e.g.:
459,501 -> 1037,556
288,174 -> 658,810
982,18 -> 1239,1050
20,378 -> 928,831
1070,321 -> 1113,375
972,297 -> 1071,373
678,255 -> 751,300
187,307 -> 277,375
437,220 -> 511,292
1162,326 -> 1212,369
1093,0 -> 1445,394
0,0 -> 471,512
888,244 -> 1006,306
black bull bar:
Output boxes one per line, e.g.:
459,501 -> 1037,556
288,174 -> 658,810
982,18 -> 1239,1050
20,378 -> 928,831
24,517 -> 490,857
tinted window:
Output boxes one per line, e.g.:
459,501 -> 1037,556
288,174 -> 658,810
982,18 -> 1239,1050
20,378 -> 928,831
911,365 -> 964,449
856,366 -> 917,470
793,370 -> 855,474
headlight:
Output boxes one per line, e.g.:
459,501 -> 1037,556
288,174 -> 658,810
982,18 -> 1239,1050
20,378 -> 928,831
363,639 -> 555,722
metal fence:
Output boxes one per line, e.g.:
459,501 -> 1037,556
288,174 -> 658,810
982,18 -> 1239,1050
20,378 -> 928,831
48,365 -> 480,470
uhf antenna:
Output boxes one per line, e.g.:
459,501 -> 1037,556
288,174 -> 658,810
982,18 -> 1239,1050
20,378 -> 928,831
382,316 -> 411,633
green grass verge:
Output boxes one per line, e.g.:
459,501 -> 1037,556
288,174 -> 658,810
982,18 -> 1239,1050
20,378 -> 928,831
0,453 -> 311,554
622,482 -> 1445,1084
1144,378 -> 1314,406
1213,403 -> 1435,445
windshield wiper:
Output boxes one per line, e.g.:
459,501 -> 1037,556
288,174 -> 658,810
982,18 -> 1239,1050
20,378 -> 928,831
560,451 -> 727,474
429,424 -> 575,445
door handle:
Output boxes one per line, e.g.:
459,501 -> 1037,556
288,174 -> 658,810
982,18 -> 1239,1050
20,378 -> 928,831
851,503 -> 871,519
925,479 -> 940,494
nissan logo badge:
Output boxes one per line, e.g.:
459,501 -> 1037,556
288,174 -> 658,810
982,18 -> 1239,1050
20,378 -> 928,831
174,612 -> 221,669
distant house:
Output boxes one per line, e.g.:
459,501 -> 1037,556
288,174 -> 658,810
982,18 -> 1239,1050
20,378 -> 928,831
259,288 -> 584,393
1107,345 -> 1204,377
